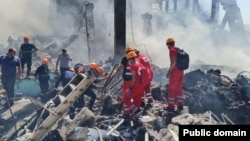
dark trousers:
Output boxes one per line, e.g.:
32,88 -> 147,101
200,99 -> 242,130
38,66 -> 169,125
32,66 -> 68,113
39,80 -> 50,103
21,57 -> 32,77
84,87 -> 97,110
1,75 -> 16,106
60,67 -> 69,75
69,87 -> 96,119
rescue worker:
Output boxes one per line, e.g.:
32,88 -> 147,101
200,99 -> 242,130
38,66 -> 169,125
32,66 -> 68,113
19,35 -> 38,79
0,48 -> 22,107
84,66 -> 106,110
35,58 -> 50,103
68,63 -> 86,119
54,68 -> 75,88
118,46 -> 135,116
69,65 -> 105,119
134,48 -> 154,104
56,49 -> 72,74
166,37 -> 184,112
122,51 -> 145,119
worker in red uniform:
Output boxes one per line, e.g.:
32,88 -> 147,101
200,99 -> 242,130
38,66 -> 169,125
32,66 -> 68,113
119,46 -> 136,116
166,37 -> 184,112
122,51 -> 145,119
134,48 -> 154,104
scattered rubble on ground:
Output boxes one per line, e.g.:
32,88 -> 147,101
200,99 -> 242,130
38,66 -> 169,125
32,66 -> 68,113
1,62 -> 250,141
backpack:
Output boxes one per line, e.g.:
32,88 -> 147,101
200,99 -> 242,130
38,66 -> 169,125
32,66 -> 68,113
175,47 -> 189,70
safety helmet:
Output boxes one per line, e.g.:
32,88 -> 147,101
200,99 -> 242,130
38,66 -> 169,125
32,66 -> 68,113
24,35 -> 30,40
42,58 -> 48,65
77,66 -> 85,73
166,38 -> 175,44
125,46 -> 135,54
126,51 -> 137,59
97,67 -> 105,75
89,63 -> 98,69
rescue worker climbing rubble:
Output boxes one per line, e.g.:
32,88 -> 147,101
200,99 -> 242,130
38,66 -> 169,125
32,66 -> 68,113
35,58 -> 50,103
19,35 -> 38,79
69,64 -> 106,119
122,51 -> 145,119
134,47 -> 154,104
166,37 -> 184,112
54,68 -> 75,88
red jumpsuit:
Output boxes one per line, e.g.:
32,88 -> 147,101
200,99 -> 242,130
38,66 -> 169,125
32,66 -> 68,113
122,62 -> 144,115
120,57 -> 133,115
137,54 -> 154,102
167,47 -> 184,109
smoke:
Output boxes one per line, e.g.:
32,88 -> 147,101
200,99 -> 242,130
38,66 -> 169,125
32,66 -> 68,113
0,0 -> 249,74
125,0 -> 250,75
0,0 -> 50,44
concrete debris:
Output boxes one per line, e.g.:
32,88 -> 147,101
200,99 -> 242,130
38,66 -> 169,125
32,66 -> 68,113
1,57 -> 250,140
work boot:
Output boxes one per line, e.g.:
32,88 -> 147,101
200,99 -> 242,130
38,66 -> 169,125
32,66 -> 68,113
130,109 -> 143,120
177,105 -> 184,111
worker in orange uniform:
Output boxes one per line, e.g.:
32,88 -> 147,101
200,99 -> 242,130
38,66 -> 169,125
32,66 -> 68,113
166,37 -> 184,112
122,51 -> 146,119
35,58 -> 50,103
118,46 -> 136,116
134,48 -> 154,104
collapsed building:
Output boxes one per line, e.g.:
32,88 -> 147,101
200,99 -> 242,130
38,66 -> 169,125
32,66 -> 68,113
0,0 -> 250,141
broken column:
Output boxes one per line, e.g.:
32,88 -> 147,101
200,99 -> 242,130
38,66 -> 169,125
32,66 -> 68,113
141,13 -> 153,36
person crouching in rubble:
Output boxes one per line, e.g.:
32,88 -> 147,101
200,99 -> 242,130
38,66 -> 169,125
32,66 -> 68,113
122,51 -> 145,119
134,47 -> 154,105
68,63 -> 106,119
54,68 -> 75,88
35,58 -> 50,103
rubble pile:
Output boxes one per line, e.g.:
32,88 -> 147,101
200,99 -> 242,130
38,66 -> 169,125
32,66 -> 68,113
1,44 -> 250,140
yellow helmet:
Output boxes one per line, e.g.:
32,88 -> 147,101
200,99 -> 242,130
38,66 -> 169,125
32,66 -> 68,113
125,46 -> 135,54
97,67 -> 105,75
89,63 -> 98,69
166,37 -> 175,44
42,58 -> 48,65
126,51 -> 137,59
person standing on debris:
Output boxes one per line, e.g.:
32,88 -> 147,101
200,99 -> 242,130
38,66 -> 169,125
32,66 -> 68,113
118,46 -> 135,116
134,48 -> 154,104
54,68 -> 75,88
19,35 -> 38,79
166,37 -> 184,112
0,48 -> 22,107
35,58 -> 50,103
122,51 -> 145,119
56,49 -> 72,74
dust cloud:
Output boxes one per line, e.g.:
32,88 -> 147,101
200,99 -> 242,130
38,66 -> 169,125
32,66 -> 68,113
0,0 -> 249,73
